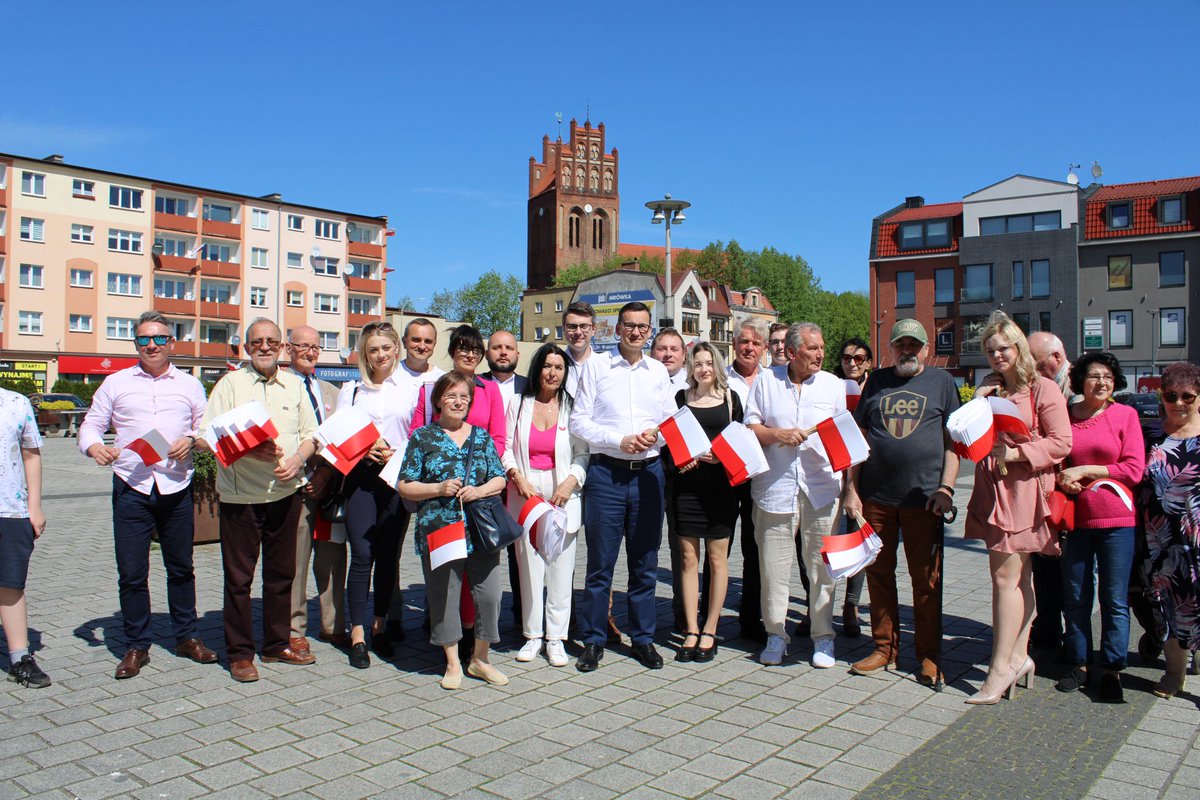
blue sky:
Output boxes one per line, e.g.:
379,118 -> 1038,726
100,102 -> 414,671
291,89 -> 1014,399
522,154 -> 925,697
5,1 -> 1197,308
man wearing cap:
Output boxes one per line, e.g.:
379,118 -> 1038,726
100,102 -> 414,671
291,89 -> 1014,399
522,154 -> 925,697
843,319 -> 959,687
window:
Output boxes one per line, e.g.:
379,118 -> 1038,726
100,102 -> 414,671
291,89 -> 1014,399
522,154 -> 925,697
979,211 -> 1061,235
1107,202 -> 1131,229
154,236 -> 192,257
319,331 -> 339,350
961,315 -> 989,354
155,196 -> 190,216
1158,196 -> 1184,225
895,271 -> 915,307
347,225 -> 374,244
314,257 -> 339,276
1038,311 -> 1052,332
555,326 -> 564,340
1030,259 -> 1050,298
109,186 -> 143,210
286,290 -> 304,307
934,268 -> 954,304
314,293 -> 340,313
898,219 -> 950,250
200,282 -> 233,304
555,299 -> 564,313
314,219 -> 339,239
71,224 -> 94,244
201,243 -> 232,262
73,179 -> 95,199
106,317 -> 137,340
250,247 -> 268,268
1161,308 -> 1186,346
1109,310 -> 1132,347
1013,313 -> 1031,335
69,314 -> 92,333
202,203 -> 234,223
286,252 -> 303,269
1107,255 -> 1132,290
19,217 -> 44,242
568,214 -> 581,248
168,320 -> 193,342
108,229 -> 143,254
200,323 -> 229,344
1160,251 -> 1185,287
250,287 -> 268,307
287,214 -> 303,231
534,301 -> 543,314
348,261 -> 375,279
251,209 -> 270,230
348,296 -> 376,315
154,277 -> 188,299
70,268 -> 93,288
18,264 -> 43,288
347,330 -> 360,350
962,264 -> 992,302
21,172 -> 45,197
18,311 -> 42,335
106,273 -> 142,296
1011,262 -> 1025,300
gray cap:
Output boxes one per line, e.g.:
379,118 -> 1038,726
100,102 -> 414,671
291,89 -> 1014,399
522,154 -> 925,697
889,318 -> 928,345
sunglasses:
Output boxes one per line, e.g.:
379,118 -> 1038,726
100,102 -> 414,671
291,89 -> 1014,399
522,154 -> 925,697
841,354 -> 867,365
135,334 -> 172,347
362,321 -> 395,334
1163,391 -> 1197,405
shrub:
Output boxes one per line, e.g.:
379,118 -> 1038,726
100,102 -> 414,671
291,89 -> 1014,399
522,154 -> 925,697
39,400 -> 78,411
959,384 -> 976,404
51,378 -> 99,404
0,378 -> 40,396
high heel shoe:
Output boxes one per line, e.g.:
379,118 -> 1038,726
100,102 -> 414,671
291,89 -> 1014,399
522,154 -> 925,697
1012,656 -> 1035,691
695,633 -> 718,663
965,666 -> 1018,705
675,632 -> 699,663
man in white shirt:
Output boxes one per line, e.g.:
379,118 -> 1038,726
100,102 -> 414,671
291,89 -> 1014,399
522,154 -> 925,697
570,302 -> 676,672
562,302 -> 596,399
746,322 -> 847,669
651,328 -> 689,392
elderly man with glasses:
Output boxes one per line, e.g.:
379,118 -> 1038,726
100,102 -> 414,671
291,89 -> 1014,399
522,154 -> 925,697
79,310 -> 218,680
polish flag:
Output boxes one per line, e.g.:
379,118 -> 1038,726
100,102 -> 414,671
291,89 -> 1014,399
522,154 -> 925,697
1088,479 -> 1135,511
515,494 -> 556,538
659,406 -> 711,468
947,397 -> 994,462
203,401 -> 280,467
317,407 -> 380,475
312,515 -> 347,544
126,429 -> 171,466
821,516 -> 883,580
427,519 -> 467,570
711,421 -> 769,486
987,396 -> 1031,438
844,379 -> 862,413
815,411 -> 871,471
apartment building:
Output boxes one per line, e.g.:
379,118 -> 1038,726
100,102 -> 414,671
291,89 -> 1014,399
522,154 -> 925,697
0,153 -> 388,388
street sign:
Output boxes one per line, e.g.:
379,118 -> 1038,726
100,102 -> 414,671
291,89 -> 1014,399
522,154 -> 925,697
1082,317 -> 1104,351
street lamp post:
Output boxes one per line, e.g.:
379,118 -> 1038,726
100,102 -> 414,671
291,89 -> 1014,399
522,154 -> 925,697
645,194 -> 690,329
874,310 -> 888,367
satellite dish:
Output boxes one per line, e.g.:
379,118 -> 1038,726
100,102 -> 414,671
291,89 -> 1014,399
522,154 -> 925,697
342,262 -> 356,276
339,347 -> 352,360
346,222 -> 358,235
1091,161 -> 1103,179
310,246 -> 321,258
1067,172 -> 1080,186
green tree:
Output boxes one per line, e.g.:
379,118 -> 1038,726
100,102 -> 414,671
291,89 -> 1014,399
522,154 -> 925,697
746,246 -> 823,325
811,289 -> 870,370
432,271 -> 524,336
693,240 -> 751,288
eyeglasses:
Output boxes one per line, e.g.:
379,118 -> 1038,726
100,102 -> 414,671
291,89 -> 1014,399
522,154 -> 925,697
248,338 -> 282,349
362,321 -> 394,334
769,339 -> 787,347
1084,374 -> 1113,383
455,347 -> 483,358
841,354 -> 867,365
620,322 -> 652,333
288,343 -> 321,352
564,323 -> 594,333
1163,391 -> 1197,405
134,334 -> 172,347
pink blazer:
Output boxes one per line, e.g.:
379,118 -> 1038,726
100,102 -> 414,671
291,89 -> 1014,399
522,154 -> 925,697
408,375 -> 507,458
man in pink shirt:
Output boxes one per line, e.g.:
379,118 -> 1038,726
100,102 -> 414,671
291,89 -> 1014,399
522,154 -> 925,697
79,311 -> 217,680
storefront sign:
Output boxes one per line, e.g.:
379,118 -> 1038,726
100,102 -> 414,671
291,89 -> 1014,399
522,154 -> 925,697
314,366 -> 361,384
57,355 -> 138,375
0,360 -> 48,391
1081,317 -> 1104,351
575,289 -> 658,354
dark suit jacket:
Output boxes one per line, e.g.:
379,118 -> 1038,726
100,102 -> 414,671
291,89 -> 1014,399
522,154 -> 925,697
481,372 -> 528,395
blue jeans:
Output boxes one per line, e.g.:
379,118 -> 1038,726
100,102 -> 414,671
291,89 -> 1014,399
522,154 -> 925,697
1060,526 -> 1135,671
580,457 -> 665,646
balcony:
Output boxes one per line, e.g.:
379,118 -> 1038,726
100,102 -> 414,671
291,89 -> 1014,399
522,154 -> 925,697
345,275 -> 383,294
959,287 -> 993,304
348,312 -> 378,329
197,342 -> 232,359
155,254 -> 197,274
0,236 -> 6,255
172,341 -> 197,358
348,241 -> 383,259
202,218 -> 241,239
198,260 -> 240,279
0,283 -> 6,302
199,301 -> 240,320
154,296 -> 195,316
155,212 -> 197,234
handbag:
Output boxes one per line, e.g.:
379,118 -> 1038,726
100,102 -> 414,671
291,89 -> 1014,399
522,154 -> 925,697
461,428 -> 523,554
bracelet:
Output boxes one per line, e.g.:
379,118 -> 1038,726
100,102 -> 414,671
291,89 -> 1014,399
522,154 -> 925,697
937,484 -> 955,495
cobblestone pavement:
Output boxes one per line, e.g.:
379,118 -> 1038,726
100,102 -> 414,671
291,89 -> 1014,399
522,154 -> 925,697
1,437 -> 1198,799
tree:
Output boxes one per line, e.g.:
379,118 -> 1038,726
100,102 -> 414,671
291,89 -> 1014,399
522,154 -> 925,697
431,271 -> 524,336
746,246 -> 823,325
811,289 -> 870,370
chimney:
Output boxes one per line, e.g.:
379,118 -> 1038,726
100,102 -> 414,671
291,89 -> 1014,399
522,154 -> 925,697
260,192 -> 282,202
43,154 -> 65,163
904,196 -> 924,209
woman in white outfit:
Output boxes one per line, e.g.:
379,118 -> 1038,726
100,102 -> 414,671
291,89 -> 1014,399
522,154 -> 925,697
502,344 -> 589,667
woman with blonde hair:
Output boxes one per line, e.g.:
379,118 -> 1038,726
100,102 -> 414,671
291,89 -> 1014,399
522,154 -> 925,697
964,312 -> 1071,703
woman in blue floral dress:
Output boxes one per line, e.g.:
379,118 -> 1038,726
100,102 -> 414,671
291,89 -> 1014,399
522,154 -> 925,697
1141,361 -> 1200,699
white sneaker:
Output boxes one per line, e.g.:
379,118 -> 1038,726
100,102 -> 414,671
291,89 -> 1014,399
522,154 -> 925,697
516,638 -> 543,662
812,638 -> 836,668
760,634 -> 787,666
545,640 -> 568,667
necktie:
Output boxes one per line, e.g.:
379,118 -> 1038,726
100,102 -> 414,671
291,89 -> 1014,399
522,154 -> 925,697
304,374 -> 323,423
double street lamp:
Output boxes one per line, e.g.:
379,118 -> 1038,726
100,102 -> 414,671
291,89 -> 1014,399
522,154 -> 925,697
645,194 -> 690,329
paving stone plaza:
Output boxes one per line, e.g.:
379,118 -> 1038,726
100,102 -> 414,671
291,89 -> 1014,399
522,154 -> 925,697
2,437 -> 1198,799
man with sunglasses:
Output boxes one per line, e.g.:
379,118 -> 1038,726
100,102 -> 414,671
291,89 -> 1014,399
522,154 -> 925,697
79,311 -> 218,679
197,318 -> 318,682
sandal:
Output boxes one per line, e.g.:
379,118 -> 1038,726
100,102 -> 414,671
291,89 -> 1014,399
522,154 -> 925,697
695,632 -> 718,663
675,632 -> 700,663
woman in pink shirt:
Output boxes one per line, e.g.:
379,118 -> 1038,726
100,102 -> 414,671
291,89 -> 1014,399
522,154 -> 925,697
1054,353 -> 1144,701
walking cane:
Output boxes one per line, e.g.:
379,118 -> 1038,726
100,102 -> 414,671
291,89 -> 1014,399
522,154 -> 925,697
933,504 -> 957,693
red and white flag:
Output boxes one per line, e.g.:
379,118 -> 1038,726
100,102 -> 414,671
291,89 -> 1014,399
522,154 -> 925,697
427,519 -> 468,570
312,515 -> 347,544
821,516 -> 883,580
1088,479 -> 1135,511
815,411 -> 870,471
711,421 -> 769,486
845,379 -> 862,413
947,397 -> 994,462
126,428 -> 171,466
659,406 -> 711,468
515,494 -> 556,537
316,407 -> 380,475
987,396 -> 1031,438
203,401 -> 280,467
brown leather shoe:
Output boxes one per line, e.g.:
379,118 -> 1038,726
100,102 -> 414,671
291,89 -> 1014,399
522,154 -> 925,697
916,658 -> 940,687
230,659 -> 259,682
261,646 -> 316,665
319,631 -> 350,647
289,637 -> 311,654
175,638 -> 218,664
850,650 -> 897,676
115,649 -> 150,679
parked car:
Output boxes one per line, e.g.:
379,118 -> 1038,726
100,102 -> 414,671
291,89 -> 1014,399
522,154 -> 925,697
28,393 -> 89,436
1114,392 -> 1163,444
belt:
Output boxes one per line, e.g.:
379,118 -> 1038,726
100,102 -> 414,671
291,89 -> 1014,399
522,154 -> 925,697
592,454 -> 660,472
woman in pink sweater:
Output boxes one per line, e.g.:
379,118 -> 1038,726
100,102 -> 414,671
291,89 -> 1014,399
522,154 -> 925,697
1054,353 -> 1144,702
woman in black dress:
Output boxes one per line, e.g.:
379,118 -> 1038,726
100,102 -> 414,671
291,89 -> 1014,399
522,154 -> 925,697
669,342 -> 742,663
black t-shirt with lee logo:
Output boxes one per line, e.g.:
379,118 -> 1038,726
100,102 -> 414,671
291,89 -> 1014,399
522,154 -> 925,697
853,366 -> 960,508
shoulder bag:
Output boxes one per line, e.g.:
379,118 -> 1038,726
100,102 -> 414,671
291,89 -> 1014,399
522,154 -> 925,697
461,427 -> 523,554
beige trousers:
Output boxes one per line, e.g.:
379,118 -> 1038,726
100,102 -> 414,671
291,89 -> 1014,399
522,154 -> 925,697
753,492 -> 840,644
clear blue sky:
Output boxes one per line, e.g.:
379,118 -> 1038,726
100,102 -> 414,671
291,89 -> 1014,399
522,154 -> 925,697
5,1 -> 1196,308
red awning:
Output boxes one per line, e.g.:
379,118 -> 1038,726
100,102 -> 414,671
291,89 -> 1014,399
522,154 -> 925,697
58,355 -> 139,375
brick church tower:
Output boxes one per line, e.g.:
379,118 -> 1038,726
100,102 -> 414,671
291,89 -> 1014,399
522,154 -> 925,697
527,119 -> 620,290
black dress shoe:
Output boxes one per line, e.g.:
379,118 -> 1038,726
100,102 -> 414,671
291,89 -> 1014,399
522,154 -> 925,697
1098,672 -> 1124,703
630,642 -> 664,670
675,632 -> 699,663
576,643 -> 604,672
349,642 -> 371,669
1056,666 -> 1087,693
386,620 -> 406,642
695,633 -> 718,663
372,633 -> 394,659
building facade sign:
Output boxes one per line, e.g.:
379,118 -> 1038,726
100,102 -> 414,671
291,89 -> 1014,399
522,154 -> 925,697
1081,317 -> 1104,351
0,360 -> 49,391
57,355 -> 138,375
575,289 -> 657,354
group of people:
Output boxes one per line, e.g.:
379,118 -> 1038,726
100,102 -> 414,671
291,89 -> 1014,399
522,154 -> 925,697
1,304 -> 1197,707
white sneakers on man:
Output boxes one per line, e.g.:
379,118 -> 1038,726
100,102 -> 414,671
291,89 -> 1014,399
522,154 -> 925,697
545,640 -> 568,667
812,638 -> 836,668
760,634 -> 787,666
516,638 -> 543,662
